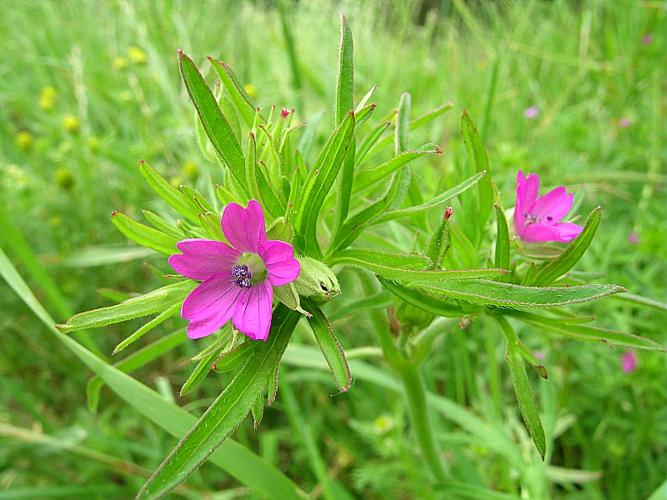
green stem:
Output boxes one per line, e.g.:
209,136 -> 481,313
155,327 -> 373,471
358,271 -> 447,484
396,362 -> 448,484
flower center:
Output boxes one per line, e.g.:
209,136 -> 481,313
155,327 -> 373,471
231,253 -> 266,287
231,264 -> 252,288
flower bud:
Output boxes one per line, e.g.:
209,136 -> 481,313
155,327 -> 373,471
294,257 -> 340,301
267,217 -> 294,242
54,167 -> 75,190
62,114 -> 80,134
15,131 -> 33,152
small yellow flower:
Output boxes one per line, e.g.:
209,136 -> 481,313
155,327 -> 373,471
38,86 -> 57,111
87,136 -> 100,153
170,176 -> 183,188
128,46 -> 147,65
54,167 -> 75,190
372,415 -> 394,434
62,114 -> 80,134
182,160 -> 198,180
41,86 -> 56,99
244,83 -> 257,99
112,56 -> 128,71
39,95 -> 55,111
15,131 -> 34,152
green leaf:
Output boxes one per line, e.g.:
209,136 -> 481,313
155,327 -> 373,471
494,204 -> 510,271
530,207 -> 601,286
88,329 -> 187,412
510,311 -> 664,351
353,144 -> 442,193
178,51 -> 248,196
208,57 -> 257,128
375,171 -> 486,224
332,249 -> 504,283
412,280 -> 624,309
112,302 -> 181,354
613,292 -> 667,313
367,102 -> 454,157
141,210 -> 186,239
303,300 -> 351,392
251,393 -> 265,429
180,350 -> 217,396
0,247 -> 303,499
380,278 -> 467,318
426,209 -> 452,270
212,342 -> 257,373
111,212 -> 179,256
356,120 -> 390,164
57,281 -> 194,333
60,244 -> 155,268
495,316 -> 546,459
461,111 -> 493,239
328,291 -> 393,321
138,306 -> 300,498
139,161 -> 200,223
295,112 -> 355,256
335,14 -> 354,124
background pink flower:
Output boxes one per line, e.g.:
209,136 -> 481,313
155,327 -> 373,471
513,171 -> 583,243
523,106 -> 540,119
169,200 -> 300,341
621,352 -> 637,373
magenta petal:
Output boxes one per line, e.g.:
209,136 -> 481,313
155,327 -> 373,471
517,171 -> 540,210
169,239 -> 240,281
531,187 -> 573,222
520,224 -> 562,243
182,277 -> 240,339
260,240 -> 301,286
232,280 -> 273,341
221,200 -> 267,253
553,222 -> 583,242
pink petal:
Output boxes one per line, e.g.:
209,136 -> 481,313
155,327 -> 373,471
520,224 -> 562,243
260,240 -> 301,286
553,222 -> 583,242
221,200 -> 267,253
182,277 -> 241,339
232,280 -> 273,341
169,239 -> 239,281
517,171 -> 540,210
531,187 -> 573,223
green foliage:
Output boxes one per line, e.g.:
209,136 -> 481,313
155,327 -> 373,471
1,1 -> 665,499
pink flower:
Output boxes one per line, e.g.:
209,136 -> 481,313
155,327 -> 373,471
641,33 -> 653,45
621,352 -> 637,373
513,171 -> 584,243
523,106 -> 540,120
280,107 -> 291,119
627,231 -> 639,245
618,117 -> 632,128
168,200 -> 300,341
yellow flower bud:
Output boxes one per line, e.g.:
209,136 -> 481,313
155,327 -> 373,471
62,114 -> 80,134
182,160 -> 198,180
54,167 -> 75,190
15,131 -> 34,152
244,83 -> 257,99
128,46 -> 147,65
87,136 -> 100,152
112,56 -> 128,71
39,95 -> 55,111
40,86 -> 57,99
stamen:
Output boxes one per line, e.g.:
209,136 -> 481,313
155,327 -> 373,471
231,264 -> 252,288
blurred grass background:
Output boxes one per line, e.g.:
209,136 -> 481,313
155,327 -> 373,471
1,0 -> 666,498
